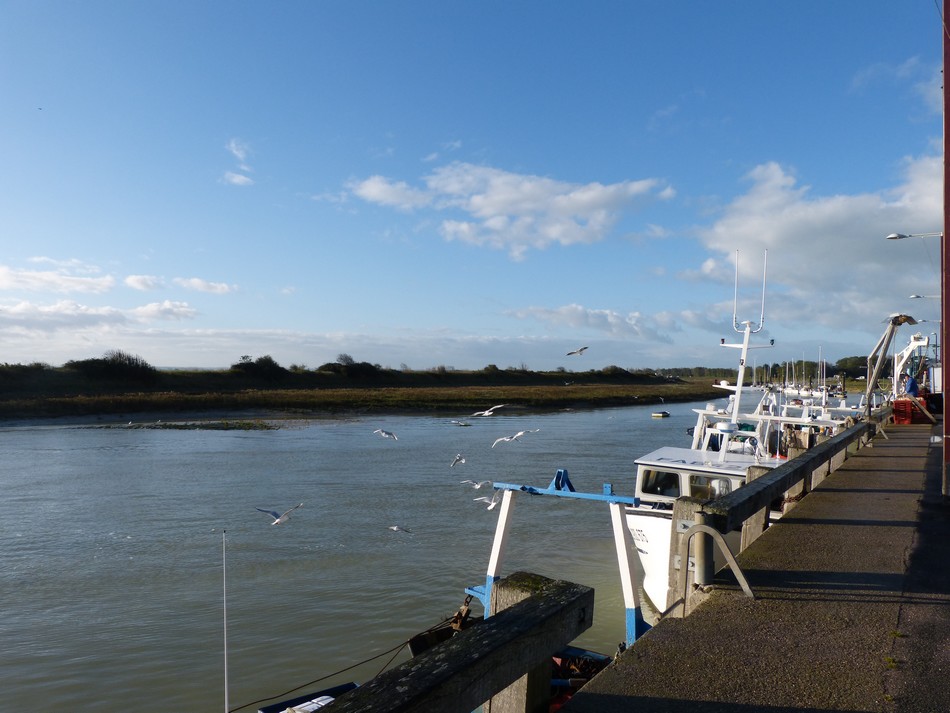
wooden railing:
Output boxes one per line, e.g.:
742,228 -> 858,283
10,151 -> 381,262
328,572 -> 594,713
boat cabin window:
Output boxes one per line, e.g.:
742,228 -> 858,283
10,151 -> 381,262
689,475 -> 732,499
640,470 -> 681,497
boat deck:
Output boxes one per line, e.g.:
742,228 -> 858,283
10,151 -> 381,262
563,423 -> 950,712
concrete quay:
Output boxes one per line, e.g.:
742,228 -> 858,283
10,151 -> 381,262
563,423 -> 950,713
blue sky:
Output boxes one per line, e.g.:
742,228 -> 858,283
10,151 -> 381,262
0,1 -> 944,371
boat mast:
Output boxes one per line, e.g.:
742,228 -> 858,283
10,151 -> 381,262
726,250 -> 768,422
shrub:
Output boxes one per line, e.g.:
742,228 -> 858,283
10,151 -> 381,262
66,350 -> 158,383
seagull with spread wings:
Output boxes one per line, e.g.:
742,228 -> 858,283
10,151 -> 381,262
255,503 -> 303,525
472,404 -> 507,417
373,428 -> 398,440
566,346 -> 589,356
491,428 -> 540,448
460,479 -> 492,489
475,491 -> 502,510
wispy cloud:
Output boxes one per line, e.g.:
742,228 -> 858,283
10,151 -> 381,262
226,138 -> 250,164
350,162 -> 673,260
222,138 -> 254,186
0,264 -> 114,293
349,175 -> 432,210
0,299 -> 127,328
850,56 -> 941,114
223,171 -> 254,187
0,298 -> 198,333
509,303 -> 671,342
125,274 -> 165,291
173,277 -> 237,294
422,139 -> 463,163
851,56 -> 921,91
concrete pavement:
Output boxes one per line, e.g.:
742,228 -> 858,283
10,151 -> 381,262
562,423 -> 950,713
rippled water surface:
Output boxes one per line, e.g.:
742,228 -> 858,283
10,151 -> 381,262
2,402 -> 712,711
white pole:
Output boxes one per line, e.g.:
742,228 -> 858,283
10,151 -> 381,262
223,530 -> 229,713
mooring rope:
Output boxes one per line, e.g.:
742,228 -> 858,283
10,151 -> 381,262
228,613 -> 458,712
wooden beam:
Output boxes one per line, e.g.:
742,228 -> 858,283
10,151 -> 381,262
329,573 -> 594,713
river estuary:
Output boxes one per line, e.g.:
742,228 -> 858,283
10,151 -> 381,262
3,401 -> 711,711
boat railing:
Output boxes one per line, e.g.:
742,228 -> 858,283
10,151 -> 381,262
662,413 -> 888,616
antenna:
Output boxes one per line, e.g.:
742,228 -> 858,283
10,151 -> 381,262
732,249 -> 768,334
722,249 -> 771,428
223,529 -> 229,713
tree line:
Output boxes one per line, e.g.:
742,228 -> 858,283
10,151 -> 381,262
0,350 -> 876,394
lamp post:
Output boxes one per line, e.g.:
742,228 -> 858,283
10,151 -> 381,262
887,230 -> 946,499
886,232 -> 943,240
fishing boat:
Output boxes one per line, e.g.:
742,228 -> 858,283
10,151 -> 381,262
625,263 -> 906,615
625,298 -> 790,613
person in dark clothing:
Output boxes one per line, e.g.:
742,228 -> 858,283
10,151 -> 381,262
902,372 -> 920,397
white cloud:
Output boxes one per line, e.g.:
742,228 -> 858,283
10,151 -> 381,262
226,138 -> 250,163
0,299 -> 127,329
351,162 -> 673,259
0,297 -> 198,337
222,139 -> 254,185
173,277 -> 237,294
125,274 -> 165,291
131,300 -> 198,321
915,65 -> 943,114
349,175 -> 432,210
509,303 -> 671,342
696,154 -> 942,334
0,265 -> 114,293
223,171 -> 254,186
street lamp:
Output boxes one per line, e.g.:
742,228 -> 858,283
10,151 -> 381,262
886,232 -> 944,240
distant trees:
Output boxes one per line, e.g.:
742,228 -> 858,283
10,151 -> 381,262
835,356 -> 869,379
64,350 -> 158,383
229,354 -> 289,380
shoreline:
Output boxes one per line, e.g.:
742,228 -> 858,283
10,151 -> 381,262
0,398 -> 712,430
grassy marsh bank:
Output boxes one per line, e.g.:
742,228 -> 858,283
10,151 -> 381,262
0,360 -> 726,422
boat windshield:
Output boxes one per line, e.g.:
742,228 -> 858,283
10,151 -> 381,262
689,474 -> 732,499
640,470 -> 681,497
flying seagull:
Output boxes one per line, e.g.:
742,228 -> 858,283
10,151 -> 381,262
472,404 -> 507,417
566,346 -> 589,356
450,420 -> 471,427
374,428 -> 398,440
389,525 -> 412,533
256,503 -> 303,525
475,491 -> 502,510
460,479 -> 492,489
491,428 -> 540,448
450,453 -> 466,467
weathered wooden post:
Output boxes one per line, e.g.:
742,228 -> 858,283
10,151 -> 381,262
485,571 -> 585,713
328,572 -> 593,713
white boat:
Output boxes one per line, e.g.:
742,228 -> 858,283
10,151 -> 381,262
626,444 -> 784,611
624,253 -> 893,615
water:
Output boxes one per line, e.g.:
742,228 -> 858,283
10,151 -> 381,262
1,402 -> 709,711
